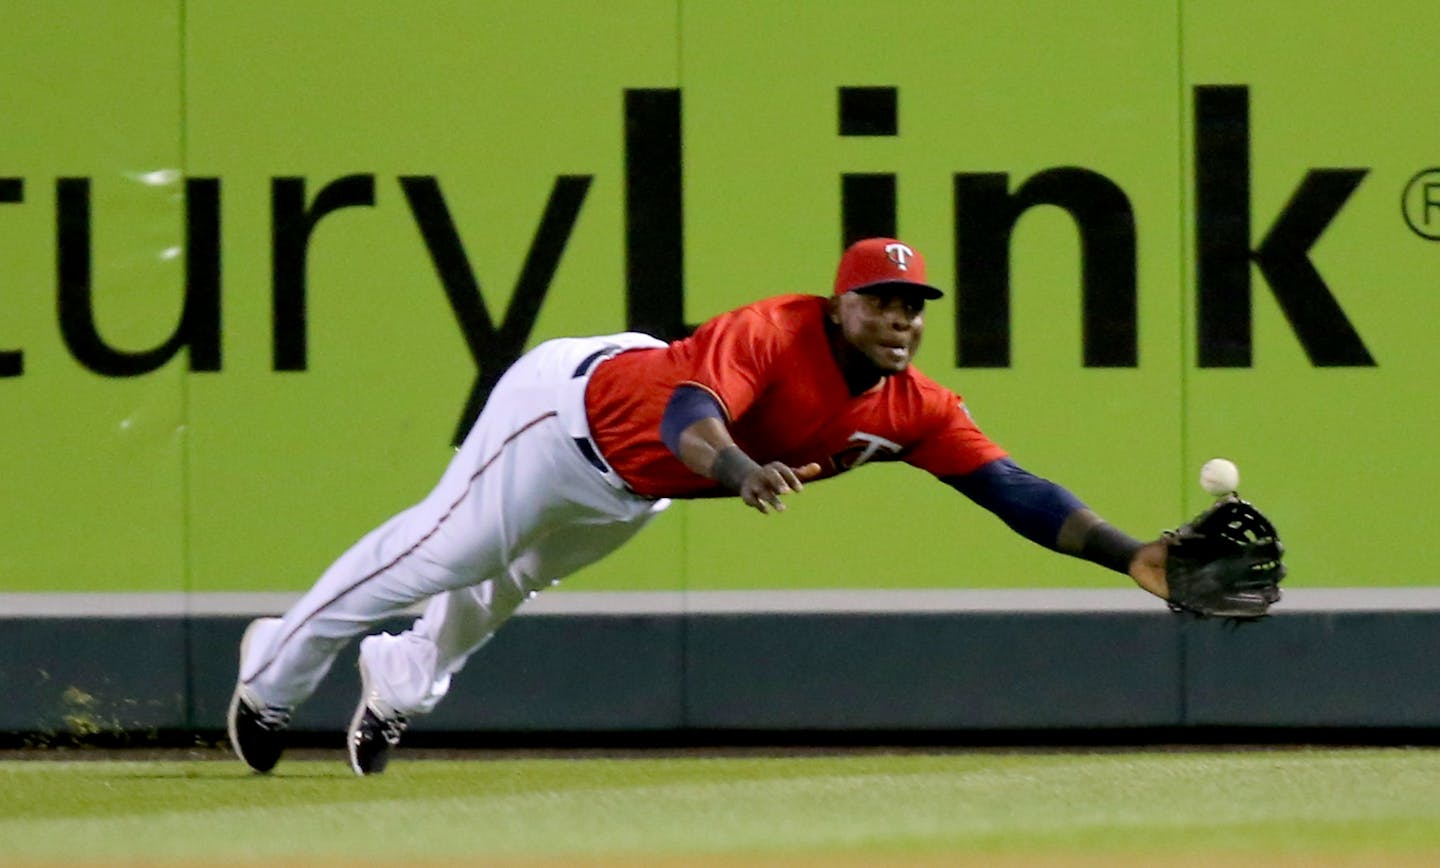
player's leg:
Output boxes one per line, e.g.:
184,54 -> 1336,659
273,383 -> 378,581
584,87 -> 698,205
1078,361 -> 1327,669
357,499 -> 668,709
347,503 -> 667,774
238,375 -> 577,706
225,459 -> 519,770
229,479 -> 493,774
228,333 -> 662,772
226,345 -> 562,772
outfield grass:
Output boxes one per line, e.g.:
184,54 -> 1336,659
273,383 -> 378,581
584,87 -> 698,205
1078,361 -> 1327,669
1,747 -> 1437,865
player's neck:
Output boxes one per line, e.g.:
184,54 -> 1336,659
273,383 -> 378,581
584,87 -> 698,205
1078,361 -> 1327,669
824,321 -> 886,396
845,361 -> 889,396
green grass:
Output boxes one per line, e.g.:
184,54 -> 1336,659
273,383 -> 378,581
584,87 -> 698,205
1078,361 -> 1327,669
1,748 -> 1438,864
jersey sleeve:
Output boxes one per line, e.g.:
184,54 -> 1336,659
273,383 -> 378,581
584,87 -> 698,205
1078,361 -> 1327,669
676,307 -> 786,421
903,389 -> 1008,477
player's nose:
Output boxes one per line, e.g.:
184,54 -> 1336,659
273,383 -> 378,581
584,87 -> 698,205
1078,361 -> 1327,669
885,307 -> 914,330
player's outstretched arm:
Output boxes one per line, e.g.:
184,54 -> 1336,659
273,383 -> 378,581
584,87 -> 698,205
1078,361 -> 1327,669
946,458 -> 1161,594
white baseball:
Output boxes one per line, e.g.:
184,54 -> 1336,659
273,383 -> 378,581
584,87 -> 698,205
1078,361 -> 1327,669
1199,458 -> 1240,496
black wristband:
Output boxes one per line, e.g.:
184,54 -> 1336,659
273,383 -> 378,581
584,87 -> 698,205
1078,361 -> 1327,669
711,445 -> 762,492
1080,522 -> 1145,575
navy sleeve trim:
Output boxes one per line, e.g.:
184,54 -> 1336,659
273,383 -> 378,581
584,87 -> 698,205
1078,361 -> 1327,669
661,384 -> 726,456
942,457 -> 1086,551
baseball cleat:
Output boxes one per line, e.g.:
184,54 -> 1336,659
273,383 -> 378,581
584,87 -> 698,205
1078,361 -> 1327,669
347,656 -> 409,776
227,617 -> 292,774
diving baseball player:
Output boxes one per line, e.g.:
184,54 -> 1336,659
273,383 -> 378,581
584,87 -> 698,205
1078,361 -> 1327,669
228,237 -> 1185,776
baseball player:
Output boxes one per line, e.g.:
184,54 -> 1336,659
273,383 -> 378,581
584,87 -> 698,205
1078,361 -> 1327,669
228,237 -> 1173,776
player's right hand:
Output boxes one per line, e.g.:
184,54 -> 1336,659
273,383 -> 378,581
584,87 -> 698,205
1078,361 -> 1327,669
740,462 -> 822,514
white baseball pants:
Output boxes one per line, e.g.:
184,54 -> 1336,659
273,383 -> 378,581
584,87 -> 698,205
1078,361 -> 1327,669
240,333 -> 670,716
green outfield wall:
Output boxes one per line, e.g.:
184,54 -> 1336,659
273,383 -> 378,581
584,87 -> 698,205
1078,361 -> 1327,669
2,1 -> 1438,599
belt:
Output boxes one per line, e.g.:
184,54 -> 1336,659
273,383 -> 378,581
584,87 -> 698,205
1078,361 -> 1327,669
571,346 -> 616,379
570,346 -> 626,486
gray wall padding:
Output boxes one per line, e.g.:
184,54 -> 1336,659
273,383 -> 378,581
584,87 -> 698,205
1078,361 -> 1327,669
3,611 -> 1438,735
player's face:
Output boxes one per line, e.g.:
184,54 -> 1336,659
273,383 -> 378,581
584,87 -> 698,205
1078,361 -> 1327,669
832,288 -> 926,374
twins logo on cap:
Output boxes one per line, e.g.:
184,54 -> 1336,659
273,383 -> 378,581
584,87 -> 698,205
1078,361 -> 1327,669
884,242 -> 914,271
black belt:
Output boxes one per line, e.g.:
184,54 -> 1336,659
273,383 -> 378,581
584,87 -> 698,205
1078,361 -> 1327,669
572,346 -> 616,379
571,346 -> 620,479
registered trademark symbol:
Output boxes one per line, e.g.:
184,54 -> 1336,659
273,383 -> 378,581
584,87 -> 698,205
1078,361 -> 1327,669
1401,168 -> 1440,240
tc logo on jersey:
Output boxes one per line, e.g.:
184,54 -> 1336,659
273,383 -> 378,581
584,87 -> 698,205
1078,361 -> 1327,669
884,242 -> 915,271
831,431 -> 904,471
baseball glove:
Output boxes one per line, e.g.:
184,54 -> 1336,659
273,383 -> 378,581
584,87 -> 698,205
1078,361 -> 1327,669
1164,496 -> 1285,619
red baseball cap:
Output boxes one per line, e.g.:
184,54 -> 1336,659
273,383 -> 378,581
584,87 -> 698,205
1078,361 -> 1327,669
833,237 -> 944,300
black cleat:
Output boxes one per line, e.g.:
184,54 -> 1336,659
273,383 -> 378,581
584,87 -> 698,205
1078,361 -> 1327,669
347,657 -> 408,776
227,618 -> 291,774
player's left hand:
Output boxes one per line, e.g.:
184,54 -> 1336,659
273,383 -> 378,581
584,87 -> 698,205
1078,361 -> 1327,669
1127,539 -> 1170,600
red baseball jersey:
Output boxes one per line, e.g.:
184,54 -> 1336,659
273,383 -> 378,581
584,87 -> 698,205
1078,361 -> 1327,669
585,294 -> 1007,498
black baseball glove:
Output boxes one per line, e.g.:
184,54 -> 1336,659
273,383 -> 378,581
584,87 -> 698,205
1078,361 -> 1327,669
1164,496 -> 1285,619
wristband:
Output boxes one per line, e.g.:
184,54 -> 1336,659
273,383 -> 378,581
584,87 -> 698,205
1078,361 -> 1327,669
711,445 -> 762,492
1079,521 -> 1145,575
